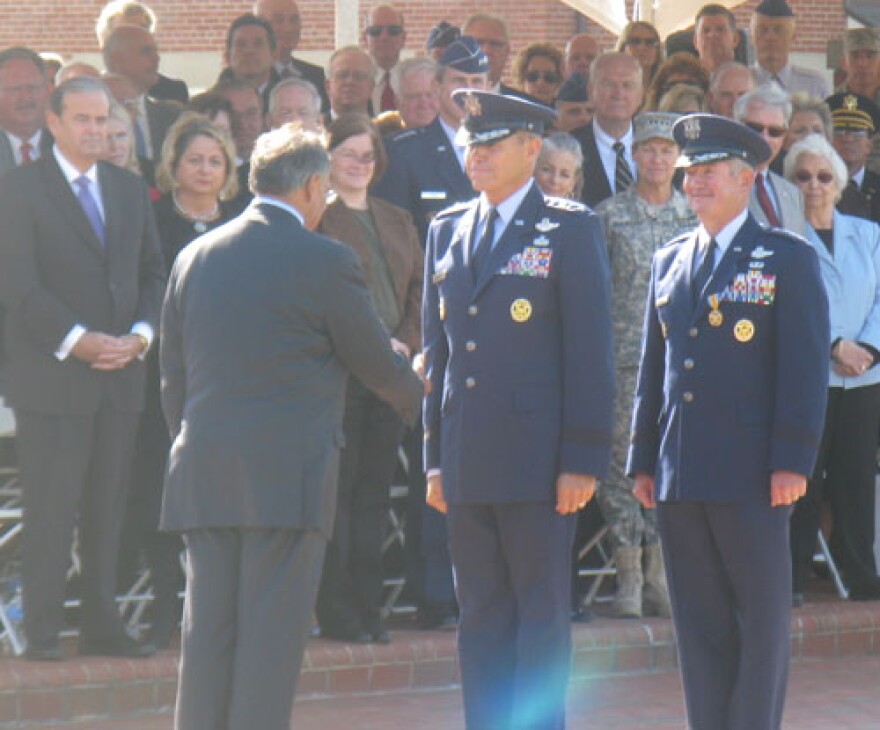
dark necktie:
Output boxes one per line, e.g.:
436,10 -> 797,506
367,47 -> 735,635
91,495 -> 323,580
380,73 -> 396,112
75,175 -> 105,246
19,141 -> 33,164
691,237 -> 717,308
613,141 -> 633,193
757,172 -> 780,227
471,206 -> 498,279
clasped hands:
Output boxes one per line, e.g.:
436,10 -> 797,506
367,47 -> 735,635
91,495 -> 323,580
71,331 -> 146,371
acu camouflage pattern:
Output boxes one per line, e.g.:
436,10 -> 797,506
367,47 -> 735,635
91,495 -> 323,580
594,187 -> 698,550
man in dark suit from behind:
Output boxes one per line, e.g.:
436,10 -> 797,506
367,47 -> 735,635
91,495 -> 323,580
571,52 -> 643,209
160,124 -> 423,730
0,76 -> 165,661
0,47 -> 52,176
102,24 -> 181,167
254,0 -> 330,114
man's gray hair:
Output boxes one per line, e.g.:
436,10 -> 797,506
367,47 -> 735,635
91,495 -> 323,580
391,57 -> 437,96
50,76 -> 110,116
784,133 -> 848,200
327,45 -> 376,78
249,123 -> 330,196
709,61 -> 755,94
733,82 -> 792,123
268,77 -> 322,117
589,51 -> 642,89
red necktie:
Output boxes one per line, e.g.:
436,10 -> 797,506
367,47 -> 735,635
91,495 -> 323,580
20,141 -> 33,165
380,73 -> 396,112
757,172 -> 780,228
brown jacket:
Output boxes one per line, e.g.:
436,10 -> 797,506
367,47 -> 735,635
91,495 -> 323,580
319,195 -> 423,352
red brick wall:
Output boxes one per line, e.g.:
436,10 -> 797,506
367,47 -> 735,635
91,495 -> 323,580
0,0 -> 848,61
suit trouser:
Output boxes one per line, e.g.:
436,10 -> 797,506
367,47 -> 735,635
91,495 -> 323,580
447,501 -> 575,730
15,408 -> 138,647
791,384 -> 880,594
657,501 -> 792,730
174,528 -> 325,730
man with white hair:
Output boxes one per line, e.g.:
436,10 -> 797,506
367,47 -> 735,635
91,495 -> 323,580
267,77 -> 322,129
734,83 -> 806,235
392,57 -> 439,130
708,61 -> 756,119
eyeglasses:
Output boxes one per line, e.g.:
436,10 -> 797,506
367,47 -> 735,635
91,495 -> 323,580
793,170 -> 835,185
743,121 -> 787,139
366,24 -> 404,37
335,150 -> 376,165
525,71 -> 561,84
625,37 -> 659,48
834,128 -> 869,138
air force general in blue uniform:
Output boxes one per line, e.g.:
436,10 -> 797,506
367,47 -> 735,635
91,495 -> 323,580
627,115 -> 829,730
423,90 -> 614,729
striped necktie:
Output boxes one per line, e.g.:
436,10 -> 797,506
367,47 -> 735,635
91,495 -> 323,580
613,141 -> 633,193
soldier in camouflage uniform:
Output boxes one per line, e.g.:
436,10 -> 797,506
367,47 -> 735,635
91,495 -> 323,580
594,112 -> 698,617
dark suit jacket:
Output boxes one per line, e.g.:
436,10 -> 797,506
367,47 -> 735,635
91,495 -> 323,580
0,154 -> 166,414
146,97 -> 181,161
150,73 -> 189,104
286,56 -> 330,114
571,122 -> 614,209
319,195 -> 423,352
0,128 -> 54,177
373,117 -> 476,246
159,201 -> 423,536
215,67 -> 281,112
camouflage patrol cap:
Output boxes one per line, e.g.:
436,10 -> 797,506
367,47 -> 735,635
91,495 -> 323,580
845,28 -> 880,55
633,112 -> 680,146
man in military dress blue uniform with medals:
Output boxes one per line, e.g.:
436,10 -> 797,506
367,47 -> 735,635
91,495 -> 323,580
422,89 -> 614,729
628,114 -> 829,730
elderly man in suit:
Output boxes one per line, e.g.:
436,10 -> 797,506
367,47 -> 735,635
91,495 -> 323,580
572,52 -> 643,209
628,114 -> 829,729
0,76 -> 165,661
735,83 -> 806,236
423,89 -> 614,729
0,47 -> 51,175
160,123 -> 422,730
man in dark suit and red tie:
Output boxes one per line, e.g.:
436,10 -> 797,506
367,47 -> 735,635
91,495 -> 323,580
0,76 -> 165,661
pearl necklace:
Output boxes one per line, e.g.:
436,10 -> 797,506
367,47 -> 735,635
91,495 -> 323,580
173,191 -> 220,233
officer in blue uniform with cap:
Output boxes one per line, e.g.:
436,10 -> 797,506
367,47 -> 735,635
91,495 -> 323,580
423,89 -> 614,729
627,114 -> 829,730
373,36 -> 489,245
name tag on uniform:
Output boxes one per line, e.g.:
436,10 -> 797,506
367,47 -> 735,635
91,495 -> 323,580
655,294 -> 670,307
420,190 -> 447,200
432,268 -> 449,284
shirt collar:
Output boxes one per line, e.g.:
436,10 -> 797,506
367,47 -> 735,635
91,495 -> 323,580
254,195 -> 305,226
853,166 -> 866,187
438,115 -> 461,148
696,207 -> 749,256
479,178 -> 534,229
593,118 -> 633,148
52,145 -> 99,186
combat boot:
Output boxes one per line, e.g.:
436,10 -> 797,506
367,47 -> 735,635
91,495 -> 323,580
611,546 -> 643,618
643,543 -> 672,618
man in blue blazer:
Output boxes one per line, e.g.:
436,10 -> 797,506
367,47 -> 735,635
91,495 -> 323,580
628,114 -> 829,730
423,90 -> 614,729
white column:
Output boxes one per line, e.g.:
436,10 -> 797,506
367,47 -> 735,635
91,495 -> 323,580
336,0 -> 361,49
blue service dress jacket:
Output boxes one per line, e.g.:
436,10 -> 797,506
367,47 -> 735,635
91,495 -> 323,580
422,183 -> 615,504
627,213 -> 830,504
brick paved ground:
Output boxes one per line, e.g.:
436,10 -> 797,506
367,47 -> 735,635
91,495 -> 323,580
47,654 -> 880,730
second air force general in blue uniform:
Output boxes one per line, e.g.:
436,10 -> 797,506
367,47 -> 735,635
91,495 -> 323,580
628,115 -> 829,730
423,90 -> 614,729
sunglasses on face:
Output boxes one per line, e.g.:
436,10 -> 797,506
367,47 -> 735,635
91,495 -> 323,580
525,71 -> 561,84
625,37 -> 659,48
743,121 -> 787,139
793,170 -> 835,185
366,24 -> 403,37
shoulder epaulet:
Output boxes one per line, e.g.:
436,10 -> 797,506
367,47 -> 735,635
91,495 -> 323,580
544,196 -> 587,213
760,224 -> 810,247
386,127 -> 421,145
434,200 -> 473,219
661,230 -> 693,250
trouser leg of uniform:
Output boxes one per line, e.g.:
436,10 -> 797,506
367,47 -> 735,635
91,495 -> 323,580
447,504 -> 517,730
497,502 -> 575,730
16,412 -> 93,648
826,384 -> 880,591
350,392 -> 404,633
657,502 -> 738,730
421,506 -> 455,608
403,420 -> 426,604
227,528 -> 326,730
175,530 -> 239,730
709,502 -> 792,730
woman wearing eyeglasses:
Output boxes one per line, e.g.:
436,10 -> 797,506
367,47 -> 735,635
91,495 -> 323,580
513,43 -> 564,107
785,133 -> 880,605
616,21 -> 665,88
316,115 -> 424,643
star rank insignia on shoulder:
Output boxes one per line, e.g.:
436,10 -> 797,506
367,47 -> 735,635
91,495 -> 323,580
543,197 -> 586,213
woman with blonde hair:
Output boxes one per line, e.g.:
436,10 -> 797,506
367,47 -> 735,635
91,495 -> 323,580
616,21 -> 664,87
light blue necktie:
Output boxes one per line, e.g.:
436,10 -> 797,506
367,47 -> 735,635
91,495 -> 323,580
75,175 -> 105,246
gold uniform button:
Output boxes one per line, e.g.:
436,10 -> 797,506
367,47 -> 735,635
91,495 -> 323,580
468,305 -> 479,316
683,392 -> 694,403
688,327 -> 699,338
683,358 -> 694,370
466,341 -> 477,352
465,377 -> 476,388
